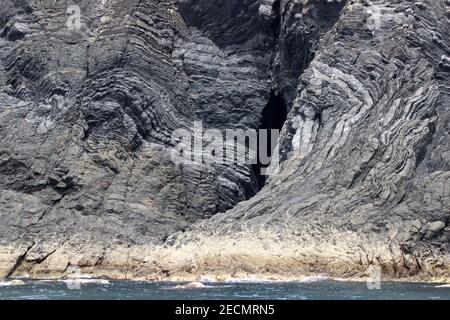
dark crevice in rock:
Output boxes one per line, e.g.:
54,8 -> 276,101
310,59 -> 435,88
5,242 -> 35,279
1,24 -> 25,42
177,0 -> 271,49
271,0 -> 282,39
415,120 -> 437,176
252,90 -> 287,190
0,0 -> 32,29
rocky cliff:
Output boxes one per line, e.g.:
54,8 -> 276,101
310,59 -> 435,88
0,0 -> 449,282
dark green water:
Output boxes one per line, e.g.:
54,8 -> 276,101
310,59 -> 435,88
0,280 -> 449,300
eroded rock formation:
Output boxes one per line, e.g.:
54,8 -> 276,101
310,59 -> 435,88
0,0 -> 449,281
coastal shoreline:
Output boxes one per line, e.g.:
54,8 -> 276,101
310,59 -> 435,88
2,274 -> 450,286
2,227 -> 449,284
2,247 -> 449,284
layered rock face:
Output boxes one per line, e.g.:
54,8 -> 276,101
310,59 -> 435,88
0,0 -> 449,281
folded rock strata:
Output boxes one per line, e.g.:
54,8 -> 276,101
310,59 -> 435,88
0,0 -> 448,281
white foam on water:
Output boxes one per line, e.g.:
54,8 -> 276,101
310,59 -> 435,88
299,275 -> 330,283
171,282 -> 212,290
59,279 -> 110,285
225,276 -> 285,284
0,280 -> 26,286
198,276 -> 218,283
223,274 -> 330,284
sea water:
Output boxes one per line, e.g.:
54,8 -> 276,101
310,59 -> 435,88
0,279 -> 449,300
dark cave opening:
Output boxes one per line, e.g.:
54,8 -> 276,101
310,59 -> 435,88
252,91 -> 287,190
271,0 -> 282,35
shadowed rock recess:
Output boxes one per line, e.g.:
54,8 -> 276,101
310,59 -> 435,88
0,0 -> 449,282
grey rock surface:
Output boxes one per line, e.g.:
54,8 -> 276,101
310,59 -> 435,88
0,0 -> 448,281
